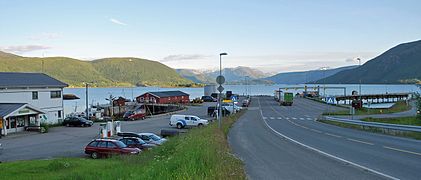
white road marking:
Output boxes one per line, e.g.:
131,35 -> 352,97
346,138 -> 374,146
277,117 -> 283,120
257,98 -> 399,180
299,118 -> 305,120
306,118 -> 313,120
263,117 -> 267,120
383,146 -> 421,156
285,117 -> 290,120
270,117 -> 275,120
292,117 -> 297,120
325,133 -> 342,138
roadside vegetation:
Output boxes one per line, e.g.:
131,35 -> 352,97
319,119 -> 421,140
0,112 -> 246,180
322,101 -> 411,116
362,116 -> 421,126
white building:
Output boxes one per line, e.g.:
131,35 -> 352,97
0,72 -> 68,135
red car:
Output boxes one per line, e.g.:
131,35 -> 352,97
84,139 -> 141,159
123,111 -> 146,121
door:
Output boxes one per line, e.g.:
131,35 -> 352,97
107,142 -> 120,155
185,116 -> 193,126
96,141 -> 108,155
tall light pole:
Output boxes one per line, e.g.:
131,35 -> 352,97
319,67 -> 329,99
355,57 -> 362,97
218,52 -> 228,129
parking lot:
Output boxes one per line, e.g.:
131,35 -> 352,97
0,102 -> 215,162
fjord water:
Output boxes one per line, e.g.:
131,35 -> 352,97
63,84 -> 419,114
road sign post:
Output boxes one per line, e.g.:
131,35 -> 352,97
217,76 -> 225,129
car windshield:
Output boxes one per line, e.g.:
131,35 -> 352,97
138,139 -> 146,144
149,135 -> 161,141
115,141 -> 127,148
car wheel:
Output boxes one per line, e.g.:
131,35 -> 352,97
65,123 -> 69,127
81,124 -> 85,127
91,152 -> 98,159
198,123 -> 203,128
142,116 -> 146,120
176,123 -> 183,129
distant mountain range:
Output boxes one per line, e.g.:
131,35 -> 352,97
264,66 -> 357,84
177,66 -> 273,84
0,51 -> 194,87
316,40 -> 421,84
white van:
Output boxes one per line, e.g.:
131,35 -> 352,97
169,115 -> 209,129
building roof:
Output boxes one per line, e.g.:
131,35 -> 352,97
0,103 -> 26,118
0,72 -> 68,88
0,103 -> 46,118
141,91 -> 190,98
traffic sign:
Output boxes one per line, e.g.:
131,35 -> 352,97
216,75 -> 225,84
217,85 -> 224,92
326,96 -> 335,104
231,96 -> 237,102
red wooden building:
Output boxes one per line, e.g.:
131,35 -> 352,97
136,91 -> 190,104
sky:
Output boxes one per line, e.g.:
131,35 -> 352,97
1,0 -> 421,73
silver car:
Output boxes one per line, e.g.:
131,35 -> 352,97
138,133 -> 167,145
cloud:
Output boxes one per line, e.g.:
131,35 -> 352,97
110,18 -> 127,26
161,54 -> 210,62
29,33 -> 61,40
0,45 -> 51,54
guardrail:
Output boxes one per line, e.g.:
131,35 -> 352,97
322,116 -> 421,133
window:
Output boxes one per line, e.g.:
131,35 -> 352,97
32,91 -> 38,100
98,141 -> 107,148
58,111 -> 62,118
107,142 -> 117,148
50,91 -> 61,98
88,141 -> 99,147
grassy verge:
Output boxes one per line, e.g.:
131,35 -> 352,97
362,116 -> 421,126
0,112 -> 246,180
323,101 -> 411,116
319,119 -> 421,140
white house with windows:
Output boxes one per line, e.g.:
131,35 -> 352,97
0,72 -> 68,135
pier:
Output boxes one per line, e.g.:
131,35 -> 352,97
335,93 -> 411,105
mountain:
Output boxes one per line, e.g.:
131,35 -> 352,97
317,40 -> 421,84
0,51 -> 194,87
177,66 -> 272,84
264,66 -> 357,84
176,69 -> 213,83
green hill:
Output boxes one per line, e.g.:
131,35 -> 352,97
0,52 -> 194,87
316,40 -> 421,84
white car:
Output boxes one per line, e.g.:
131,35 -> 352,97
170,115 -> 209,129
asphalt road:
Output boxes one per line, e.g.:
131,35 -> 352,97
229,96 -> 421,180
0,103 -> 214,162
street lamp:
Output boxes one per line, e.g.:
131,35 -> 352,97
319,67 -> 329,99
218,52 -> 228,129
84,82 -> 94,120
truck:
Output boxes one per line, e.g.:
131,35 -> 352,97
169,115 -> 209,129
279,92 -> 293,106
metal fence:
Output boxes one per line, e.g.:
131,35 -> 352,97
322,116 -> 421,133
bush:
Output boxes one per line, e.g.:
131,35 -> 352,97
40,123 -> 49,133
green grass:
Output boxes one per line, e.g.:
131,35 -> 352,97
0,112 -> 246,180
0,52 -> 197,87
323,101 -> 411,116
362,116 -> 421,126
319,119 -> 421,140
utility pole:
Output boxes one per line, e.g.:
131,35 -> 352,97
85,83 -> 89,120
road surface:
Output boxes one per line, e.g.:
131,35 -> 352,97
229,96 -> 421,180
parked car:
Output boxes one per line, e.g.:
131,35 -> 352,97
0,143 -> 3,155
118,137 -> 156,150
138,133 -> 168,145
169,114 -> 209,129
242,99 -> 250,107
117,132 -> 167,145
201,96 -> 217,102
84,139 -> 141,159
123,111 -> 146,121
63,117 -> 93,127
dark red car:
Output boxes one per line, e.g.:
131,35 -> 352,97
84,139 -> 141,159
123,111 -> 146,121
